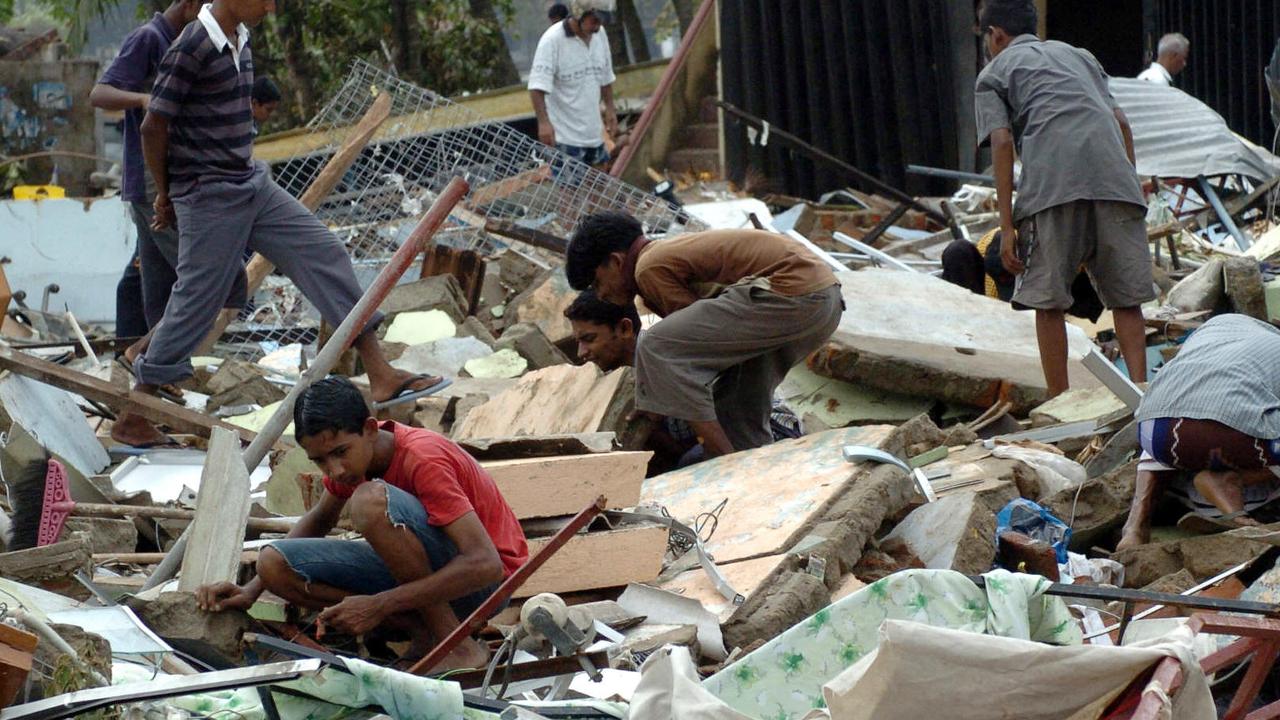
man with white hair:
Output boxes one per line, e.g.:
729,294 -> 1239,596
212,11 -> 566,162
528,0 -> 618,168
1138,32 -> 1189,86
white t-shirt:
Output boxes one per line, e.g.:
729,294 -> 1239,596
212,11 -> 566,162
527,20 -> 616,148
1137,62 -> 1172,86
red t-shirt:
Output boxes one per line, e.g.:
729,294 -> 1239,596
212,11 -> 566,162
322,422 -> 528,577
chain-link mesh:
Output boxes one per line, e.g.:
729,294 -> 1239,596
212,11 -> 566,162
224,59 -> 702,358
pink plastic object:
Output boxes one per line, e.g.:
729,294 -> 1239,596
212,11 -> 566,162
37,459 -> 75,547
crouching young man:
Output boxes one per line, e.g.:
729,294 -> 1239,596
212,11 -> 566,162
565,212 -> 841,459
197,377 -> 528,671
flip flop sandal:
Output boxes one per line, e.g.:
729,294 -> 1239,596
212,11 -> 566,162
1176,510 -> 1255,534
371,375 -> 453,411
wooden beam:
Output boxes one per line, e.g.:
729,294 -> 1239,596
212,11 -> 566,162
178,427 -> 252,592
468,166 -> 551,208
482,451 -> 651,519
453,364 -> 636,444
0,345 -> 258,444
517,523 -> 667,597
198,92 -> 395,353
484,219 -> 569,254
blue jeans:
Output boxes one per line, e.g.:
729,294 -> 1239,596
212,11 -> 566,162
269,483 -> 499,620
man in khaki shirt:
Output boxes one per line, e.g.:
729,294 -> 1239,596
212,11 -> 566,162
566,211 -> 842,458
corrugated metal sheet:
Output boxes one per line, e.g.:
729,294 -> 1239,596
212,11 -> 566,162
1111,78 -> 1280,181
719,0 -> 975,200
1149,0 -> 1280,147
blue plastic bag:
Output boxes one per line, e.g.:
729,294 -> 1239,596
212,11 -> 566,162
996,498 -> 1072,564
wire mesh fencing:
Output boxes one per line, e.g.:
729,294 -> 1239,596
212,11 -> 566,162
225,59 -> 701,359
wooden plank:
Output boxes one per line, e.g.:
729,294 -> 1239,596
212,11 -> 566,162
0,345 -> 257,443
178,427 -> 253,592
482,451 -> 651,519
453,364 -> 635,443
516,524 -> 668,598
468,166 -> 551,208
657,554 -> 789,621
419,245 -> 485,316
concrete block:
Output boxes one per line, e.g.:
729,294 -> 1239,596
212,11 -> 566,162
1223,256 -> 1269,320
128,591 -> 251,662
499,249 -> 551,295
722,571 -> 829,651
205,359 -> 267,396
1044,460 -> 1136,552
206,375 -> 286,415
412,395 -> 456,434
393,336 -> 493,379
508,268 -> 577,347
882,491 -> 996,575
495,322 -> 571,369
464,348 -> 528,379
380,275 -> 468,324
1112,531 -> 1271,588
64,517 -> 137,555
458,316 -> 498,348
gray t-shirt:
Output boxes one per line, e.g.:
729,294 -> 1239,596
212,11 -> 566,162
1136,314 -> 1280,439
975,35 -> 1146,222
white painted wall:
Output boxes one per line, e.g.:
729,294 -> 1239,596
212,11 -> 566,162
3,196 -> 135,325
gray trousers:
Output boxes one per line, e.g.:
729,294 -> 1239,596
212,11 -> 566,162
634,283 -> 843,451
135,163 -> 381,385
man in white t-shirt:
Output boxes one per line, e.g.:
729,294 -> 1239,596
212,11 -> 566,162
1137,32 -> 1189,86
528,0 -> 617,168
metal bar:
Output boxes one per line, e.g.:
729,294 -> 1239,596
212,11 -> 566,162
142,177 -> 471,593
1129,656 -> 1185,720
0,660 -> 323,720
831,231 -> 917,273
716,100 -> 949,225
408,496 -> 608,675
1226,641 -> 1280,720
905,164 -> 995,186
446,651 -> 610,690
1080,348 -> 1144,412
857,204 -> 910,248
1197,174 -> 1251,251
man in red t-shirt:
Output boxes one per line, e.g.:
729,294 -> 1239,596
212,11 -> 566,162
197,377 -> 528,671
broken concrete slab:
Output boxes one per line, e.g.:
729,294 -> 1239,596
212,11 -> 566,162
392,336 -> 493,378
809,269 -> 1102,414
508,267 -> 577,347
499,249 -> 551,295
721,570 -> 829,652
205,375 -> 286,415
380,274 -> 468,323
0,374 -> 110,480
463,348 -> 528,379
64,517 -> 138,556
127,591 -> 251,662
1111,530 -> 1271,587
1043,459 -> 1136,552
453,364 -> 635,442
1029,386 -> 1127,428
1223,256 -> 1269,320
495,322 -> 571,370
640,425 -> 899,565
457,316 -> 498,348
657,554 -> 792,623
204,359 -> 268,396
776,365 -> 933,427
881,491 -> 996,575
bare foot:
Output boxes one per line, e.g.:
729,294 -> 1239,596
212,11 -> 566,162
109,411 -> 178,447
406,636 -> 489,674
1193,470 -> 1248,518
369,371 -> 444,405
1115,530 -> 1147,552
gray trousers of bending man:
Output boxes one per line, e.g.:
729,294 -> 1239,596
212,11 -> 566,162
633,283 -> 843,451
134,162 -> 381,386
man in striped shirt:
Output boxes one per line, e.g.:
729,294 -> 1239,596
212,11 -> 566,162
110,0 -> 442,447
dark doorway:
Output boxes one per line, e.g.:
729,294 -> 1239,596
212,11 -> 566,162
1046,0 -> 1144,77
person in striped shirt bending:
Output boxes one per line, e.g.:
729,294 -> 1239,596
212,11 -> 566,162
110,0 -> 442,447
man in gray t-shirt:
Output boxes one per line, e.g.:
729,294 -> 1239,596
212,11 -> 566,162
975,0 -> 1154,398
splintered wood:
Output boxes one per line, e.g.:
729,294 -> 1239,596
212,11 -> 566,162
482,451 -> 650,519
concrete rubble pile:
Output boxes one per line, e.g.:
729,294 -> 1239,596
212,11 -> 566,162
7,83 -> 1280,720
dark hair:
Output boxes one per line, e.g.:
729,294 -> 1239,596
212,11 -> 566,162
979,0 -> 1037,37
548,3 -> 569,21
940,239 -> 986,296
252,76 -> 282,104
565,211 -> 643,290
294,376 -> 370,441
564,289 -> 641,331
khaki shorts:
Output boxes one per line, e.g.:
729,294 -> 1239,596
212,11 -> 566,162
1013,199 -> 1155,310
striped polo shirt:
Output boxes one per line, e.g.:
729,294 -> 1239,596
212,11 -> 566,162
148,12 -> 255,198
1136,314 -> 1280,439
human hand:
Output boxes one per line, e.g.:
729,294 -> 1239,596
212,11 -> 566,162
152,194 -> 175,231
538,121 -> 556,148
999,227 -> 1025,275
604,113 -> 619,140
317,595 -> 385,638
196,582 -> 258,612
